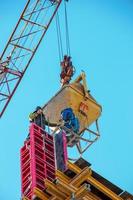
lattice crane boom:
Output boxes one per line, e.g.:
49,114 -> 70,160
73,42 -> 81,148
0,0 -> 62,117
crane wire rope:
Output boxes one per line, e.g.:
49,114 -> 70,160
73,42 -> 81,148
56,11 -> 63,62
64,0 -> 71,56
56,0 -> 71,63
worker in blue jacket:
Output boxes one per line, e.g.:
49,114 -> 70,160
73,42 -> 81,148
61,107 -> 80,134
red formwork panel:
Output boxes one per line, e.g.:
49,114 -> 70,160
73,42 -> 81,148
43,131 -> 56,182
20,139 -> 31,197
20,123 -> 56,199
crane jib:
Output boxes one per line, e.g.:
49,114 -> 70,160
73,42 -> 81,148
0,0 -> 63,118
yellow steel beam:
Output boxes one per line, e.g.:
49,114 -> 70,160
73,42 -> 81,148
69,167 -> 91,187
83,196 -> 92,200
83,195 -> 95,200
85,192 -> 102,200
56,170 -> 70,183
73,184 -> 90,199
45,179 -> 67,200
67,161 -> 83,174
33,187 -> 50,200
86,176 -> 123,200
65,184 -> 90,200
49,198 -> 59,200
49,197 -> 59,200
55,178 -> 77,195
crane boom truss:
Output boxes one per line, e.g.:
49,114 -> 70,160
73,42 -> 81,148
0,0 -> 62,117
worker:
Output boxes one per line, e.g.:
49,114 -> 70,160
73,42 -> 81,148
60,107 -> 80,134
27,106 -> 56,140
60,55 -> 75,86
29,106 -> 46,129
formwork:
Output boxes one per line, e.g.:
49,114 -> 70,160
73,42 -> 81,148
20,123 -> 56,199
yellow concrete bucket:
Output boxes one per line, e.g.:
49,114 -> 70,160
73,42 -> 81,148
43,72 -> 102,135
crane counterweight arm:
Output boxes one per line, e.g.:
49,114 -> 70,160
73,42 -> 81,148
0,0 -> 62,117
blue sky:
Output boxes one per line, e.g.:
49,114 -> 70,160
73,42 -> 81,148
0,0 -> 133,199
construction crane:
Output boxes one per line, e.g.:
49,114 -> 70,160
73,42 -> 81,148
0,0 -> 63,118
